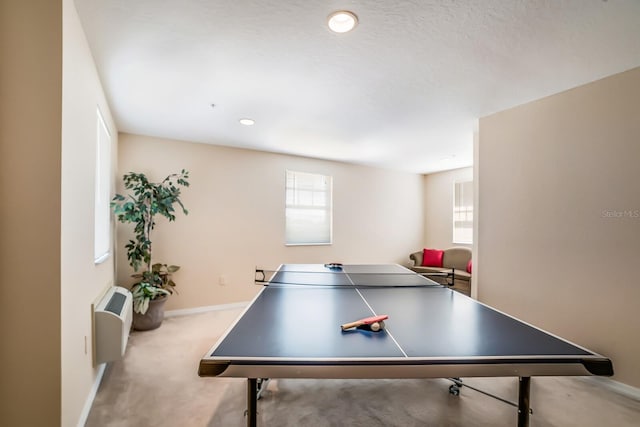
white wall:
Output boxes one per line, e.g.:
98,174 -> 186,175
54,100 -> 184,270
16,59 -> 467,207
61,1 -> 118,425
115,134 -> 425,309
423,167 -> 473,249
478,67 -> 640,387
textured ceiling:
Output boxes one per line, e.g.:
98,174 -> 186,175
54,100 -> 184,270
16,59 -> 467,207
75,0 -> 640,173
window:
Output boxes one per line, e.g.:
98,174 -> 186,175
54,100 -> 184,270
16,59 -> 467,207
94,107 -> 111,263
453,180 -> 473,244
285,170 -> 332,245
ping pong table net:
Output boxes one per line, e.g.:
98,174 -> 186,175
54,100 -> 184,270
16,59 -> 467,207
254,267 -> 442,288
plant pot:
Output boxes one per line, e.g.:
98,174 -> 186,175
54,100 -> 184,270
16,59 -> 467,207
132,296 -> 168,331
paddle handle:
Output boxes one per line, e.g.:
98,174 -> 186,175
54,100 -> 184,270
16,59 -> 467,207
341,320 -> 364,331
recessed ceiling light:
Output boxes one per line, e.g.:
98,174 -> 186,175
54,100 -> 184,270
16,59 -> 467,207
239,118 -> 255,126
327,11 -> 358,33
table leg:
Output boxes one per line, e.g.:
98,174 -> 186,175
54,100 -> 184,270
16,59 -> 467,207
247,378 -> 257,427
517,376 -> 531,427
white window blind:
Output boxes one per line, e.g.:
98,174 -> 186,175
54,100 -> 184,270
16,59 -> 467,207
453,180 -> 473,244
285,170 -> 332,245
94,107 -> 111,263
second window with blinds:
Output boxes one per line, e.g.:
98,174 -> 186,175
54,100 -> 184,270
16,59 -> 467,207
285,170 -> 333,245
453,180 -> 473,244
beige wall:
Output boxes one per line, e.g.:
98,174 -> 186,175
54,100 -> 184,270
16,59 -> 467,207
116,134 -> 425,309
423,167 -> 473,250
61,1 -> 118,426
0,1 -> 63,425
478,67 -> 640,387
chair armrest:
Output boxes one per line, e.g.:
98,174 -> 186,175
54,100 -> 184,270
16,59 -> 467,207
409,251 -> 423,266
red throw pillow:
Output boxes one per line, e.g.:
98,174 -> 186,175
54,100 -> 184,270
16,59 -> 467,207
467,259 -> 472,274
422,248 -> 444,267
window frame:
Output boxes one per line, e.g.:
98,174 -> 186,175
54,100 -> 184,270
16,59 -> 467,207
94,106 -> 112,264
452,180 -> 473,245
285,170 -> 333,246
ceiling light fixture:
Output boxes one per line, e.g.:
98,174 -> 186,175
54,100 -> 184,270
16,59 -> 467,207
239,118 -> 255,126
327,10 -> 358,33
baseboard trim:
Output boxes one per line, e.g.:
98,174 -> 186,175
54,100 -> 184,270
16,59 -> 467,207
77,363 -> 106,427
164,301 -> 249,318
583,376 -> 640,401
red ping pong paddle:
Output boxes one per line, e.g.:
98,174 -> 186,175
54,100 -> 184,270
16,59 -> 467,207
341,314 -> 389,331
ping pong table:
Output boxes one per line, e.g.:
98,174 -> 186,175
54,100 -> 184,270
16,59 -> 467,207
199,264 -> 613,427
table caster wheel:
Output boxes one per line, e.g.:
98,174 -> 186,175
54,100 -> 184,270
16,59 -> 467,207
449,384 -> 460,396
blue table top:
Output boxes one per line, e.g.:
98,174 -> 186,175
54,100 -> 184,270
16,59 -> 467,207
199,264 -> 613,378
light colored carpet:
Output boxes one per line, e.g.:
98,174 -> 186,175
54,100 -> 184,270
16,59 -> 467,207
86,309 -> 640,427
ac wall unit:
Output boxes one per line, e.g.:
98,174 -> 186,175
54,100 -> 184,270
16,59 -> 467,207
94,286 -> 133,365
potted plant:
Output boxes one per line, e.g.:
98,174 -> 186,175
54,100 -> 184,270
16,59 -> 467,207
111,170 -> 190,330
